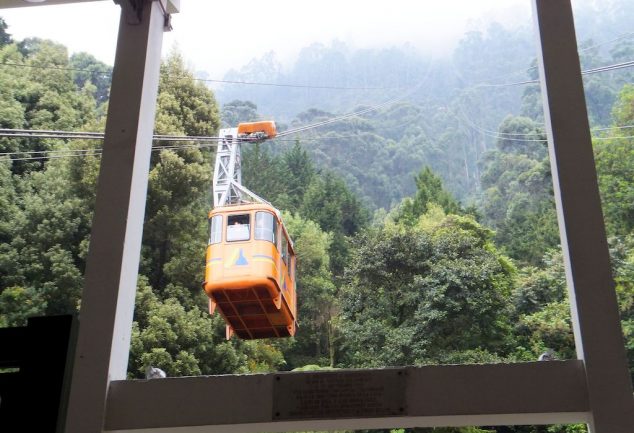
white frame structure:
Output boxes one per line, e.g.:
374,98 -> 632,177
0,1 -> 631,433
63,2 -> 170,432
212,127 -> 271,207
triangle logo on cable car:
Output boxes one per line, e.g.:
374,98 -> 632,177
233,248 -> 248,266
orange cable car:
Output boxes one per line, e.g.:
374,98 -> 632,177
203,121 -> 296,340
203,203 -> 297,339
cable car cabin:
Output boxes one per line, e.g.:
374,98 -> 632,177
203,203 -> 297,340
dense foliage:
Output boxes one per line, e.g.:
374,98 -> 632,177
1,5 -> 633,432
340,209 -> 514,367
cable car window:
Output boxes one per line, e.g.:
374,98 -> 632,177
209,215 -> 222,244
227,214 -> 250,242
281,234 -> 288,265
255,212 -> 276,244
290,256 -> 295,280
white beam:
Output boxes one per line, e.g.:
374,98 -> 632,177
0,0 -> 179,12
64,1 -> 166,432
532,1 -> 634,432
104,362 -> 590,432
0,0 -> 105,9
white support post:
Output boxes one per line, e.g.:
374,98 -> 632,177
64,1 -> 168,432
532,1 -> 634,432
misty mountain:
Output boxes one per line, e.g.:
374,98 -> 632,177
215,1 -> 634,209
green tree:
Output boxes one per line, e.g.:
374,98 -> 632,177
221,99 -> 259,127
0,161 -> 46,326
141,49 -> 220,307
301,173 -> 368,237
594,84 -> 634,237
156,50 -> 219,137
0,44 -> 27,142
282,212 -> 336,368
0,39 -> 99,173
610,236 -> 634,381
515,299 -> 576,361
142,149 -> 210,306
241,142 -> 285,204
510,250 -> 576,361
3,39 -> 99,174
393,166 -> 461,225
480,116 -> 559,265
577,40 -> 616,127
0,151 -> 95,324
23,40 -> 89,128
0,161 -> 18,246
301,173 -> 368,276
0,17 -> 12,47
339,207 -> 514,367
0,286 -> 45,327
511,250 -> 566,316
279,141 -> 315,211
129,277 -> 254,377
69,52 -> 112,104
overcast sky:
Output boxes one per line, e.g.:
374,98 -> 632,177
2,0 -> 531,77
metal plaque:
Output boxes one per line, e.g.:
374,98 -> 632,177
272,368 -> 407,420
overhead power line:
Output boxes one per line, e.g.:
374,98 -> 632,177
275,96 -> 406,138
2,55 -> 631,93
2,28 -> 632,94
0,61 -> 399,91
2,118 -> 634,163
275,58 -> 438,139
465,123 -> 634,136
0,128 -> 376,144
2,53 -> 438,151
593,134 -> 634,140
456,102 -> 634,142
473,30 -> 634,85
0,61 -> 111,75
583,59 -> 634,74
578,31 -> 634,53
593,124 -> 634,132
191,76 -> 402,90
0,142 -> 219,163
478,59 -> 634,88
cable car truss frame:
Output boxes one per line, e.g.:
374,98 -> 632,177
4,1 -> 630,433
212,127 -> 270,207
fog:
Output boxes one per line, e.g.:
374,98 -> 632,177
2,0 -> 530,77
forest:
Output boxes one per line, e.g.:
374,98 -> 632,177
0,2 -> 633,432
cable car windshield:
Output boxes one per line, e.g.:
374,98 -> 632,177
227,214 -> 250,242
